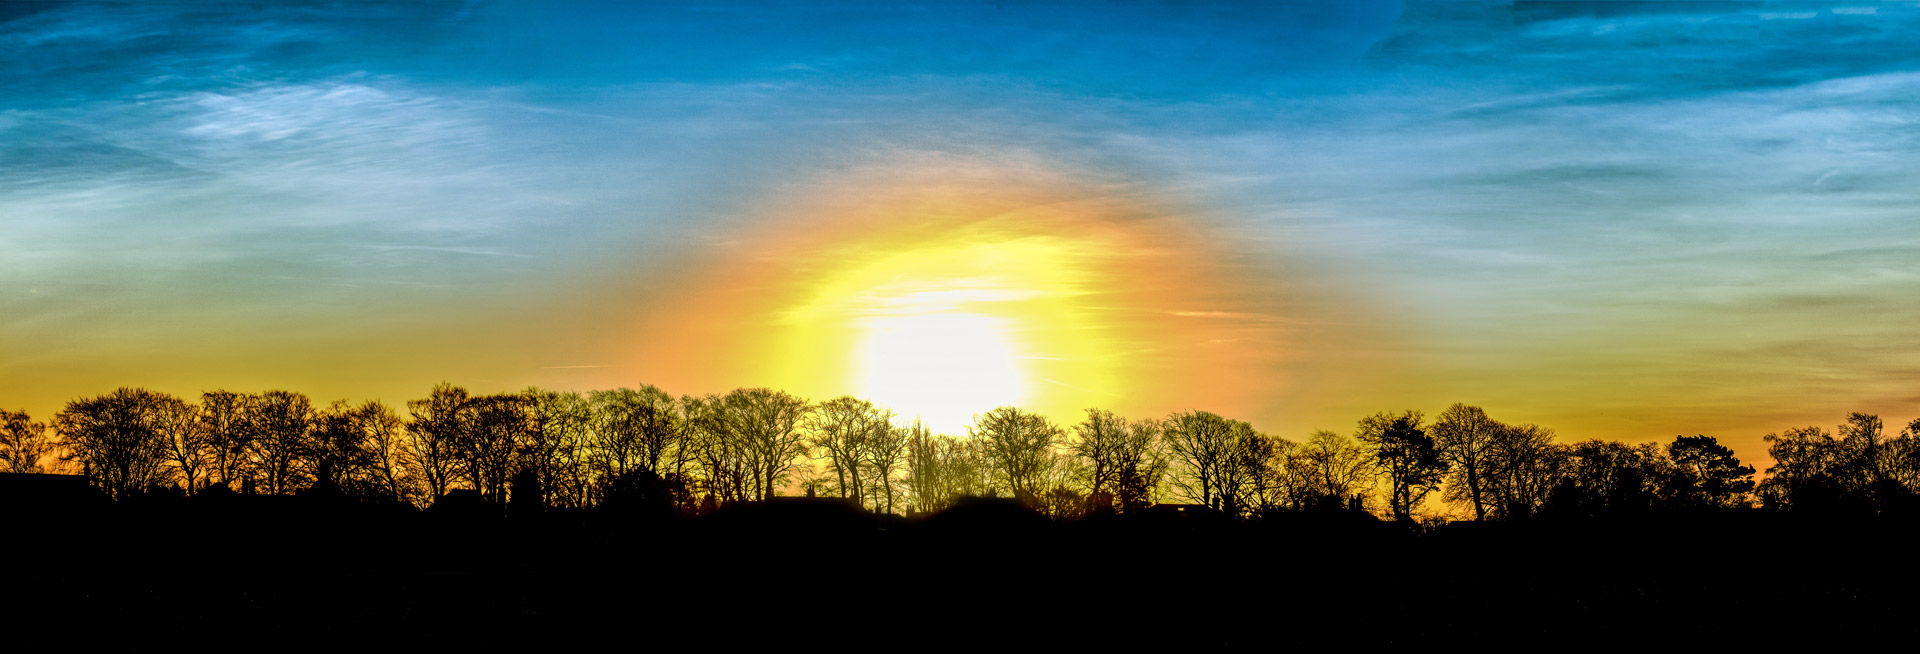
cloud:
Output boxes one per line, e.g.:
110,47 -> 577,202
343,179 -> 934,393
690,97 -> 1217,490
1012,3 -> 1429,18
1379,2 -> 1920,98
6,0 -> 1920,455
0,2 -> 471,108
364,245 -> 534,258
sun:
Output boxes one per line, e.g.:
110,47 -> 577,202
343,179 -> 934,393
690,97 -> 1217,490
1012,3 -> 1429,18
767,225 -> 1113,434
855,312 -> 1026,434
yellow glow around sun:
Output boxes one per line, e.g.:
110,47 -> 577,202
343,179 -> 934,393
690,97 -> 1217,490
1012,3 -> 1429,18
772,228 -> 1118,434
627,154 -> 1335,439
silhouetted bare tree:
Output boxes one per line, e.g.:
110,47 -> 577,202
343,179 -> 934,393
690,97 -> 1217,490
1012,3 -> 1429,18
862,418 -> 912,514
970,406 -> 1060,507
1031,445 -> 1089,519
1163,410 -> 1238,511
528,388 -> 592,509
1484,423 -> 1563,520
1744,415 -> 1899,512
153,394 -> 207,494
406,383 -> 470,504
1299,429 -> 1374,511
1757,425 -> 1840,510
589,385 -> 681,490
1,409 -> 57,474
1163,411 -> 1281,515
1116,419 -> 1167,512
1753,415 -> 1894,512
669,394 -> 707,509
312,400 -> 377,495
1432,403 -> 1502,520
247,390 -> 314,495
1071,408 -> 1128,508
1252,434 -> 1308,512
1218,422 -> 1278,515
198,390 -> 254,490
683,393 -> 746,504
355,400 -> 412,503
905,431 -> 984,512
588,388 -> 646,484
810,396 -> 889,507
463,393 -> 538,504
904,429 -> 944,513
716,388 -> 811,501
55,387 -> 173,500
631,385 -> 681,477
1836,412 -> 1885,493
1553,439 -> 1664,516
1882,419 -> 1920,493
1070,409 -> 1166,513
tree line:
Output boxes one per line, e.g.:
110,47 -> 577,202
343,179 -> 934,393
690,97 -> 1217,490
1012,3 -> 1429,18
8,383 -> 1920,520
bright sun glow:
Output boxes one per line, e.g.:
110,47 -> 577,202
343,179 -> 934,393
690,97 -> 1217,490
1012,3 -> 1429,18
654,168 -> 1271,438
856,312 -> 1025,433
765,214 -> 1126,435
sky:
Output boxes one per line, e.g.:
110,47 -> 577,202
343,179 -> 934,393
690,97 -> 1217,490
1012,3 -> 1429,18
6,1 -> 1920,466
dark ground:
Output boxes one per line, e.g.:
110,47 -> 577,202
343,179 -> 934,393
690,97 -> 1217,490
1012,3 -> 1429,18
9,494 -> 1917,649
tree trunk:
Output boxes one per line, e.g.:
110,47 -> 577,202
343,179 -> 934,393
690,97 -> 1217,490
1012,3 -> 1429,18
1467,468 -> 1486,521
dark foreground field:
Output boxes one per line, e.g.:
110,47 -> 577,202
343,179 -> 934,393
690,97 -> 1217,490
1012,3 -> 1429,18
9,494 -> 1917,649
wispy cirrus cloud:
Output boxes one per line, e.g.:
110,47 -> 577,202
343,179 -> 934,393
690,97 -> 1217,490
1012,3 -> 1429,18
6,0 -> 1920,463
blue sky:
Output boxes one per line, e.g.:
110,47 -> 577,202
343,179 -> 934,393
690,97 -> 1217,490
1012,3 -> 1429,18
6,1 -> 1920,459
